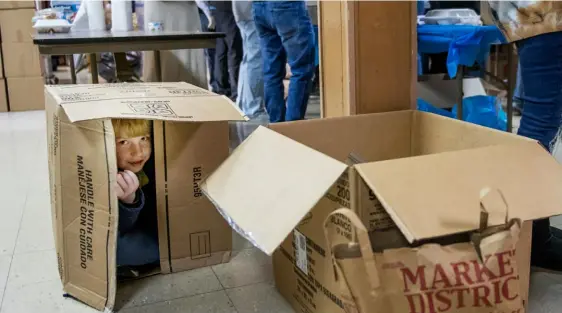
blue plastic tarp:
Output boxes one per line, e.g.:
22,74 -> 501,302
417,96 -> 507,131
418,25 -> 506,77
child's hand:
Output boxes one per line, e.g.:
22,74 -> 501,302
116,170 -> 139,204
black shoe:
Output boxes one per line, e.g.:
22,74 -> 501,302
117,266 -> 140,280
531,226 -> 562,272
117,262 -> 160,281
550,226 -> 562,239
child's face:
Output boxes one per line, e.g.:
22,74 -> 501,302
115,134 -> 152,173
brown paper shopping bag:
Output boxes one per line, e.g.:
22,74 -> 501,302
324,189 -> 524,313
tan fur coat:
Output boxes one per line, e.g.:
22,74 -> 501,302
487,1 -> 562,42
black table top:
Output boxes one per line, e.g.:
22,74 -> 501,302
33,30 -> 225,45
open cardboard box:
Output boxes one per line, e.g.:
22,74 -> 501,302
45,83 -> 247,311
202,110 -> 562,313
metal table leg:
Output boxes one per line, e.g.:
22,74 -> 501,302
89,53 -> 99,84
154,50 -> 162,82
114,52 -> 136,82
67,54 -> 77,84
43,56 -> 59,84
506,43 -> 516,133
456,65 -> 464,120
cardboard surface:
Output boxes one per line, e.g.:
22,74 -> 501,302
0,1 -> 35,9
319,2 -> 416,117
47,83 -> 248,123
356,142 -> 562,242
2,42 -> 41,77
203,110 -> 562,313
45,83 -> 246,311
0,79 -> 7,112
0,9 -> 35,43
7,76 -> 44,111
0,51 -> 3,79
325,207 -> 524,313
201,126 -> 348,255
154,121 -> 233,273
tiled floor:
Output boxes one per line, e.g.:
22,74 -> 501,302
1,103 -> 562,313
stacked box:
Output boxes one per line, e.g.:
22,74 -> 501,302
0,75 -> 7,112
0,4 -> 44,112
0,1 -> 35,10
0,40 -> 5,112
0,9 -> 4,112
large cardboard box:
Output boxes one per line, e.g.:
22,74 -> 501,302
44,83 -> 248,311
0,9 -> 35,43
0,79 -> 7,112
7,76 -> 44,111
0,1 -> 35,10
1,42 -> 41,77
203,111 -> 562,313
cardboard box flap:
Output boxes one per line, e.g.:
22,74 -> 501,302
201,126 -> 348,255
45,83 -> 248,122
355,142 -> 562,243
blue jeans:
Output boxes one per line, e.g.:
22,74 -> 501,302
253,1 -> 315,123
236,20 -> 267,119
517,32 -> 562,152
199,9 -> 219,92
513,61 -> 524,110
117,229 -> 159,266
517,31 -> 562,246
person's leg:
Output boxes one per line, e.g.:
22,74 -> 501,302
117,229 -> 160,267
253,1 -> 287,123
272,1 -> 315,121
237,21 -> 249,113
513,61 -> 524,114
199,9 -> 216,92
214,10 -> 232,97
517,31 -> 562,271
207,47 -> 218,92
236,20 -> 267,118
223,12 -> 243,102
428,53 -> 448,74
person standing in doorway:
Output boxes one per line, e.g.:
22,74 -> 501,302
211,0 -> 243,101
487,1 -> 562,271
233,0 -> 267,120
253,1 -> 315,123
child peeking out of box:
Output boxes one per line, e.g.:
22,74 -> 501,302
112,119 -> 159,275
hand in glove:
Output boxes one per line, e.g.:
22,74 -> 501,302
116,170 -> 139,204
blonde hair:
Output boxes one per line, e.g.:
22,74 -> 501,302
111,119 -> 151,139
